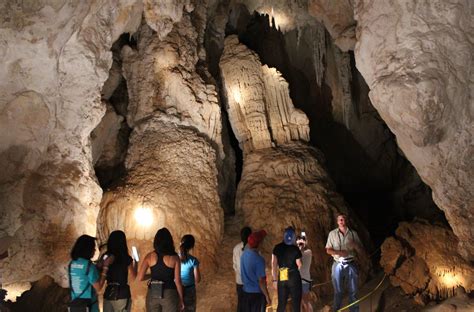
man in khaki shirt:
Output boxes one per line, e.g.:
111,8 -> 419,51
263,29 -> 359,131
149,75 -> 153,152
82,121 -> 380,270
325,213 -> 364,312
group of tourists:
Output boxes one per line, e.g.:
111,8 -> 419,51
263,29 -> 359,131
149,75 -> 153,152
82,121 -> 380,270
67,212 -> 363,312
233,212 -> 364,312
68,228 -> 200,312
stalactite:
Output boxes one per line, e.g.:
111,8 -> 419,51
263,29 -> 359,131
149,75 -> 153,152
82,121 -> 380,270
311,24 -> 326,87
334,46 -> 354,129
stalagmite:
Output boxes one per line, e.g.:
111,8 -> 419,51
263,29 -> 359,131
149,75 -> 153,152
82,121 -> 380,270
220,36 -> 370,285
96,13 -> 224,311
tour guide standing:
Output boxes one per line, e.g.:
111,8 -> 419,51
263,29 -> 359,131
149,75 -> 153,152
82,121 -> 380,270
272,227 -> 303,312
240,230 -> 271,312
325,213 -> 365,312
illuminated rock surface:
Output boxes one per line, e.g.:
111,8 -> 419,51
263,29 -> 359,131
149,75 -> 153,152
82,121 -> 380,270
381,221 -> 473,300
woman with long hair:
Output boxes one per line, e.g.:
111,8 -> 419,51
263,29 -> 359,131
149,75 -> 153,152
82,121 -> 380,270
179,235 -> 201,312
69,235 -> 110,312
102,230 -> 137,312
138,228 -> 185,311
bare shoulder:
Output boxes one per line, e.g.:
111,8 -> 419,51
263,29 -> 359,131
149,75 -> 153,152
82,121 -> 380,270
146,251 -> 157,263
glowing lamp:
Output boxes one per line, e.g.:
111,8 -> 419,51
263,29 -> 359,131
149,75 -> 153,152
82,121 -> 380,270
134,207 -> 153,227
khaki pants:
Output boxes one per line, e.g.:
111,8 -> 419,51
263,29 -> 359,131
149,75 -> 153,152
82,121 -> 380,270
103,298 -> 131,312
146,288 -> 179,312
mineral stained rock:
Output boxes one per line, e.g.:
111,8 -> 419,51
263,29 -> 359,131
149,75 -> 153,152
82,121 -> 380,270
354,0 -> 474,260
381,221 -> 473,300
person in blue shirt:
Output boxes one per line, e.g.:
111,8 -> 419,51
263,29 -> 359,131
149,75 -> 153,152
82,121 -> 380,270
240,230 -> 271,312
179,234 -> 201,312
69,235 -> 111,312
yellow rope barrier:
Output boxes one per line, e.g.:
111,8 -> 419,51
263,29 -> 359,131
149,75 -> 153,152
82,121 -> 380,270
336,274 -> 387,312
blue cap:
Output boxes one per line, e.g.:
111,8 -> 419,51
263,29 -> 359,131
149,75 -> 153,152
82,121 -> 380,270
283,227 -> 296,245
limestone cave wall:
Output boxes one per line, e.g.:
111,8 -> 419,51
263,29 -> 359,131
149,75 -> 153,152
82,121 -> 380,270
0,0 -> 142,293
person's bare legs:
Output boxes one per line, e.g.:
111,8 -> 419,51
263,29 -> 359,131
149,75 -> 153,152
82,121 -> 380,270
301,291 -> 313,312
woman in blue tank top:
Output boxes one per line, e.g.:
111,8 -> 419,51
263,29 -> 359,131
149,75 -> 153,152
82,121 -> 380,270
137,228 -> 185,311
179,235 -> 201,312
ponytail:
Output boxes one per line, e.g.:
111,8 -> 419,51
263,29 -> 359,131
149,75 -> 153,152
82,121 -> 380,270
180,234 -> 195,262
240,226 -> 252,251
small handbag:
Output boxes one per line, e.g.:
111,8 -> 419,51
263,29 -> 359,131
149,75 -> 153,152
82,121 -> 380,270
279,267 -> 289,281
104,283 -> 121,301
148,280 -> 165,299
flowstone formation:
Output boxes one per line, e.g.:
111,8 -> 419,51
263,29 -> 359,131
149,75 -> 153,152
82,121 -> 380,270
354,0 -> 474,260
96,13 -> 224,311
220,36 -> 369,284
380,221 -> 473,302
0,0 -> 142,293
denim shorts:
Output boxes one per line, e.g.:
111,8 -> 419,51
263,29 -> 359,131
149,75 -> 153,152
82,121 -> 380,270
302,280 -> 311,294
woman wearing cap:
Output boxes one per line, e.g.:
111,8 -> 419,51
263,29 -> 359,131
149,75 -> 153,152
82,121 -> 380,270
297,234 -> 313,312
179,234 -> 201,312
271,227 -> 303,312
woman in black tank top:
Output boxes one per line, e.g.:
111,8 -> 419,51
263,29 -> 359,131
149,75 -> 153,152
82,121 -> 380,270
102,230 -> 137,312
138,228 -> 185,311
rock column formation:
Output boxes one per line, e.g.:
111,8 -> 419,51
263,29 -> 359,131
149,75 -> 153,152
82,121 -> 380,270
0,0 -> 142,292
220,36 -> 369,284
96,10 -> 224,311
